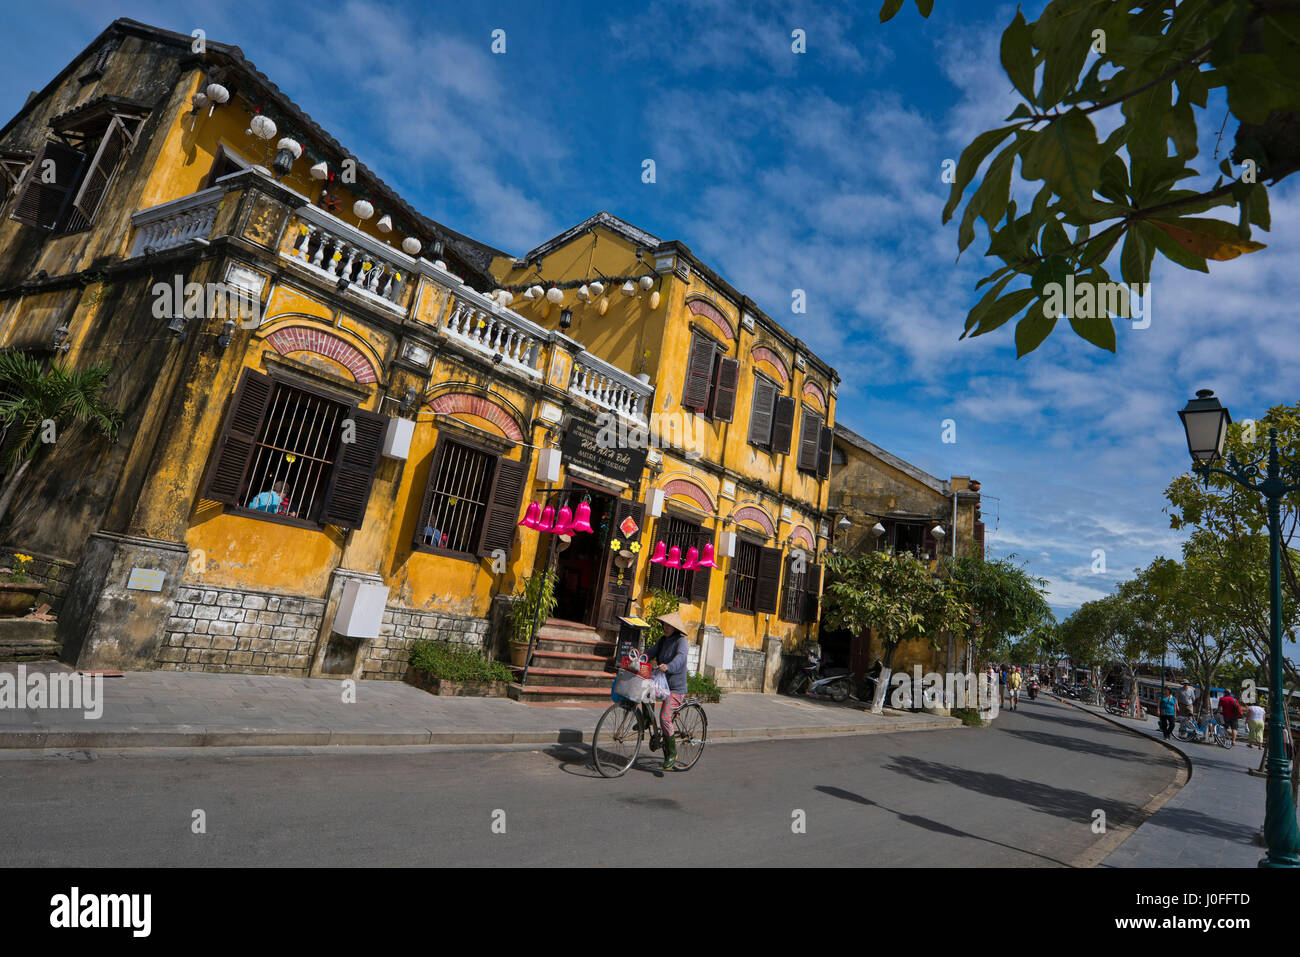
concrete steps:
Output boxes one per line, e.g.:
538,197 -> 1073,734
0,619 -> 60,661
511,618 -> 618,704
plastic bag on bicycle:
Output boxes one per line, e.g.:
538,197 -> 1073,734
614,669 -> 654,703
651,670 -> 670,701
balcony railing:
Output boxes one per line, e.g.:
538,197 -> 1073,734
283,205 -> 409,313
569,354 -> 652,422
442,293 -> 544,377
130,186 -> 225,255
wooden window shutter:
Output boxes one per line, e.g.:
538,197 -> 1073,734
747,378 -> 777,447
709,357 -> 740,422
724,561 -> 737,609
412,440 -> 448,548
770,395 -> 796,455
201,368 -> 275,504
802,564 -> 823,624
10,140 -> 85,229
682,334 -> 715,412
71,116 -> 127,225
816,425 -> 834,479
477,456 -> 528,557
689,528 -> 713,604
646,519 -> 666,591
754,546 -> 783,615
318,408 -> 387,530
797,409 -> 822,472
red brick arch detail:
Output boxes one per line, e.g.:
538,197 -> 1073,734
802,381 -> 826,410
733,505 -> 775,538
428,392 -> 524,442
662,478 -> 714,513
266,326 -> 378,384
789,525 -> 815,550
752,346 -> 789,385
687,299 -> 734,341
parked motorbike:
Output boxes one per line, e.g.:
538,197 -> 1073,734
1104,695 -> 1131,716
784,645 -> 853,703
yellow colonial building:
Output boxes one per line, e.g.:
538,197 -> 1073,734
0,19 -> 837,698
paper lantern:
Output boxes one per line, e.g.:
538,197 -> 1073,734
529,285 -> 545,300
572,501 -> 594,533
621,280 -> 635,297
401,236 -> 422,256
681,546 -> 700,571
639,275 -> 654,291
648,541 -> 668,564
698,542 -> 716,568
376,214 -> 392,233
649,290 -> 661,309
249,114 -> 277,140
536,506 -> 555,532
276,137 -> 302,159
522,286 -> 537,301
553,506 -> 574,535
546,286 -> 564,303
205,83 -> 229,115
191,92 -> 210,110
589,281 -> 604,296
577,284 -> 591,301
353,199 -> 374,220
310,161 -> 329,180
664,546 -> 682,568
519,502 -> 541,529
495,289 -> 513,307
598,297 -> 609,316
434,260 -> 448,271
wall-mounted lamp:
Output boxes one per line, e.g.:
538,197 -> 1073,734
397,386 -> 419,415
836,516 -> 851,533
167,316 -> 187,342
51,324 -> 70,353
336,276 -> 350,293
870,522 -> 886,538
559,307 -> 573,330
217,319 -> 235,350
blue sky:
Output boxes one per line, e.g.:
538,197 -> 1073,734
4,0 -> 1297,621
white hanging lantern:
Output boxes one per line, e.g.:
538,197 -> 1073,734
275,137 -> 302,159
249,114 -> 277,140
589,281 -> 604,296
621,280 -> 636,297
353,199 -> 374,220
376,214 -> 392,233
546,286 -> 564,304
495,289 -> 513,306
529,285 -> 544,300
522,286 -> 538,301
434,260 -> 449,271
598,297 -> 609,316
639,275 -> 654,291
577,284 -> 591,301
649,290 -> 661,309
401,236 -> 422,256
192,92 -> 210,110
310,161 -> 329,180
205,83 -> 229,116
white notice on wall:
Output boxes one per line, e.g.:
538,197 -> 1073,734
126,568 -> 165,592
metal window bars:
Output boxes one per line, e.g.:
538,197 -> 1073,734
731,540 -> 759,612
419,441 -> 494,553
659,516 -> 699,600
242,384 -> 345,522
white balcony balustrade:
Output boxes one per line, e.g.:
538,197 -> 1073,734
569,355 -> 652,422
130,186 -> 224,255
285,211 -> 407,312
442,297 -> 543,376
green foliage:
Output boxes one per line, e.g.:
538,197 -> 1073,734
408,640 -> 513,683
688,671 -> 722,702
642,588 -> 680,647
508,568 -> 557,645
878,0 -> 932,23
899,0 -> 1300,355
0,353 -> 123,465
944,554 -> 1053,660
952,707 -> 987,728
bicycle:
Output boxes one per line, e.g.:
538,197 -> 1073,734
1175,713 -> 1233,748
591,695 -> 708,778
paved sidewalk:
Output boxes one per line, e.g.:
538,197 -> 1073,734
0,662 -> 959,749
1047,694 -> 1266,867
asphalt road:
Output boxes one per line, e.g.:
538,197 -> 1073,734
0,695 -> 1182,867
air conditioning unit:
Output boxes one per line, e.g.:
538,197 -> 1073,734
333,580 -> 389,639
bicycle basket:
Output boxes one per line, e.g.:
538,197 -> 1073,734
613,669 -> 655,704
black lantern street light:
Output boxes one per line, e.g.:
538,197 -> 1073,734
1177,388 -> 1300,868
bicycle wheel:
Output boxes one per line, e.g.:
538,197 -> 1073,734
1218,727 -> 1234,749
592,703 -> 643,778
672,703 -> 708,771
1174,720 -> 1195,742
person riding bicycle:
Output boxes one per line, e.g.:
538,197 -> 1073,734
648,611 -> 690,771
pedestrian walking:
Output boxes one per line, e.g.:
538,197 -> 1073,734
1218,690 -> 1242,747
1175,683 -> 1193,718
1245,699 -> 1266,748
999,665 -> 1008,708
1158,688 -> 1177,740
1009,667 -> 1022,711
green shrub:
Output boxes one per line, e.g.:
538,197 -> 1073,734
409,640 -> 513,683
642,588 -> 680,647
509,569 -> 557,645
952,707 -> 986,728
688,671 -> 722,702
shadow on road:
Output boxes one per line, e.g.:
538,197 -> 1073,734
1000,727 -> 1161,763
814,785 -> 1071,866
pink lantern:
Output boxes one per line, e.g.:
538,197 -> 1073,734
519,502 -> 541,529
572,500 -> 594,533
648,541 -> 668,564
664,546 -> 682,568
698,542 -> 716,567
553,506 -> 574,535
536,505 -> 555,532
681,546 -> 699,571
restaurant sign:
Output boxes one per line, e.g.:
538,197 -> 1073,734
562,418 -> 647,484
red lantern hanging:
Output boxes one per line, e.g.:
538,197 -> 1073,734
572,500 -> 594,533
664,546 -> 682,568
698,542 -> 716,567
519,502 -> 541,529
553,506 -> 574,536
649,541 -> 668,564
536,505 -> 555,532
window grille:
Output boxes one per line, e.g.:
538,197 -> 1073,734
658,516 -> 700,600
417,441 -> 495,554
241,382 -> 346,522
730,539 -> 760,612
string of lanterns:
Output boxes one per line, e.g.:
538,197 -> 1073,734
648,540 -> 716,571
518,500 -> 595,535
486,273 -> 662,313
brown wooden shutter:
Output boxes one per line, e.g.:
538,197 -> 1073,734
797,409 -> 822,472
724,561 -> 737,609
802,564 -> 823,624
319,408 -> 387,529
201,368 -> 275,504
816,425 -> 833,479
974,520 -> 985,558
689,528 -> 713,604
477,456 -> 528,557
771,395 -> 796,455
682,334 -> 715,412
754,546 -> 783,615
71,117 -> 127,225
747,378 -> 777,447
10,140 -> 85,229
710,357 -> 740,422
412,439 -> 448,548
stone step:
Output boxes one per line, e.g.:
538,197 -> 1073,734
528,649 -> 612,672
536,619 -> 601,643
534,635 -> 616,658
517,666 -> 616,689
508,682 -> 614,705
0,619 -> 61,661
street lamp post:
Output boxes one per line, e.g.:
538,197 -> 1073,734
1178,388 -> 1300,868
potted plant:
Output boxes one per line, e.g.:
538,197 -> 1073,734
0,553 -> 43,617
508,568 -> 557,667
405,640 -> 513,697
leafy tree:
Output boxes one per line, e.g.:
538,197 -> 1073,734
0,353 -> 122,526
944,554 -> 1053,670
892,0 -> 1300,355
823,549 -> 971,712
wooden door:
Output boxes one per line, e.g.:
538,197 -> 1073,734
596,498 -> 644,630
